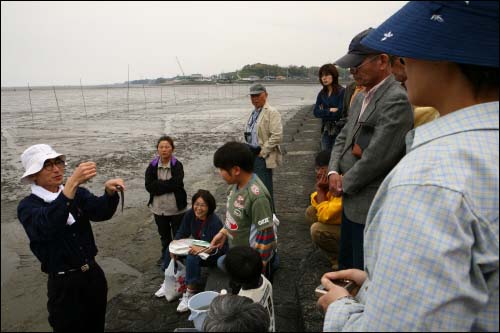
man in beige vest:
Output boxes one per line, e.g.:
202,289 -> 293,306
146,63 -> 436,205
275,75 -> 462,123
244,84 -> 283,211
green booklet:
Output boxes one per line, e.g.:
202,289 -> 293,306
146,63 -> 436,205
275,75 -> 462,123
192,240 -> 211,248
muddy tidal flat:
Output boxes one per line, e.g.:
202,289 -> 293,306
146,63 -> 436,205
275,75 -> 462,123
1,83 -> 318,331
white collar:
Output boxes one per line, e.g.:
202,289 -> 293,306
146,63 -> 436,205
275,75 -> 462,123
31,184 -> 64,203
31,184 -> 76,225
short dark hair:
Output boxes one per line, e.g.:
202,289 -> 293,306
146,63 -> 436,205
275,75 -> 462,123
191,189 -> 216,216
156,135 -> 175,149
224,246 -> 262,289
213,142 -> 254,173
315,150 -> 331,167
458,64 -> 499,98
202,295 -> 269,332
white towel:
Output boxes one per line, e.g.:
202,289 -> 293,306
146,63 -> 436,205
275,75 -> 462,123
31,184 -> 76,225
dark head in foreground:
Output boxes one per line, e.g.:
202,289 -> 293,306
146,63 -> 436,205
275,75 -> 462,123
202,294 -> 269,332
224,246 -> 263,289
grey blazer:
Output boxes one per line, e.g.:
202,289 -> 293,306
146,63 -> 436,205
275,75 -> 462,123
328,75 -> 413,224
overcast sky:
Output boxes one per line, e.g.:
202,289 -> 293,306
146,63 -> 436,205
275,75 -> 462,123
1,1 -> 406,87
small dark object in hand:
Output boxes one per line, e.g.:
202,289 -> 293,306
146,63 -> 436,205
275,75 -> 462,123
116,185 -> 124,213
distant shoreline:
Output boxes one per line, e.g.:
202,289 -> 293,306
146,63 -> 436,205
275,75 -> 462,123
1,79 -> 354,92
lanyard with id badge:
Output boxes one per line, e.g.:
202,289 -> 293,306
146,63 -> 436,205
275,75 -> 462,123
245,108 -> 261,145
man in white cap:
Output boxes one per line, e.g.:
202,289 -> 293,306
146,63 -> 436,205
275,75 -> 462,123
318,1 -> 499,331
244,83 -> 283,212
17,144 -> 125,331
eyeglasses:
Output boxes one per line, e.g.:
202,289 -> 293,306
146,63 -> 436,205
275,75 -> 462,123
43,158 -> 65,171
193,203 -> 208,208
350,55 -> 380,74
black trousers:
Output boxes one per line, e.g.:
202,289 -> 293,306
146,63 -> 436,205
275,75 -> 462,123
338,210 -> 365,270
47,262 -> 108,332
154,213 -> 185,259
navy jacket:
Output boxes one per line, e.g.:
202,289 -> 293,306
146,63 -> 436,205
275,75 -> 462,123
145,156 -> 187,211
175,209 -> 228,259
313,87 -> 346,131
17,187 -> 119,274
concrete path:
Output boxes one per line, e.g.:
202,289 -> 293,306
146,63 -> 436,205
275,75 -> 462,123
105,105 -> 332,331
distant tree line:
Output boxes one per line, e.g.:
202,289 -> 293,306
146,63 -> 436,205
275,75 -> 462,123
126,63 -> 351,84
238,63 -> 319,79
233,63 -> 351,82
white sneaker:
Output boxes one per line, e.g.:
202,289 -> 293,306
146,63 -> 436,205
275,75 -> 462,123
154,282 -> 166,298
176,292 -> 192,313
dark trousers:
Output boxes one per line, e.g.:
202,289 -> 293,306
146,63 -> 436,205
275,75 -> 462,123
47,262 -> 108,332
254,157 -> 275,212
338,210 -> 365,270
321,131 -> 336,152
154,213 -> 185,260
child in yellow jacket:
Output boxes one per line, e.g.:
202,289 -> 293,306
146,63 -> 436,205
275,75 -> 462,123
305,151 -> 342,270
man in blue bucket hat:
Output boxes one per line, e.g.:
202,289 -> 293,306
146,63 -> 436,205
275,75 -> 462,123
318,1 -> 499,331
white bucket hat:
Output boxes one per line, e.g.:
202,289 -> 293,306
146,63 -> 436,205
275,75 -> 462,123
20,144 -> 66,184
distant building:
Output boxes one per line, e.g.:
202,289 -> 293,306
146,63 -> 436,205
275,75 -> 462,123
276,76 -> 286,80
190,74 -> 203,81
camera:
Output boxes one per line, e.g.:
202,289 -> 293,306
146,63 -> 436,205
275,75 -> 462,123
244,131 -> 252,143
315,279 -> 356,298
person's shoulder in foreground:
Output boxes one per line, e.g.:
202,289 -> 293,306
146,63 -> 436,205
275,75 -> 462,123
320,1 -> 499,331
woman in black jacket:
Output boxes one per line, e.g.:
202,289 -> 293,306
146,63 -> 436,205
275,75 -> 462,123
145,135 -> 188,267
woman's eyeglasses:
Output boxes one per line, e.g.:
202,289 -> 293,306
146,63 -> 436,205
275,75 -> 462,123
193,203 -> 208,208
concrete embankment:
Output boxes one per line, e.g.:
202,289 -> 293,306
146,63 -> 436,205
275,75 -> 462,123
105,105 -> 331,332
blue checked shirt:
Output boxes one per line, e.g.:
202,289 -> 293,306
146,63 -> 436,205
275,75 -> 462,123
324,102 -> 499,331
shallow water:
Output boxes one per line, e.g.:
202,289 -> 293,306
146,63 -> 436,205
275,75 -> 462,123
1,83 -> 318,205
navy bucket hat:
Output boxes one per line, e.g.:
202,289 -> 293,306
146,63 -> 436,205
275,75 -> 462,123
361,1 -> 499,68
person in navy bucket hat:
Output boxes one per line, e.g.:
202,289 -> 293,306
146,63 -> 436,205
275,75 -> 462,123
361,1 -> 499,67
317,1 -> 499,331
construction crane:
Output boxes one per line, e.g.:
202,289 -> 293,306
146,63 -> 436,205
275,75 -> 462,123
175,56 -> 185,76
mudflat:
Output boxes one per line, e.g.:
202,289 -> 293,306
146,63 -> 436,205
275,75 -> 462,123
1,84 -> 318,331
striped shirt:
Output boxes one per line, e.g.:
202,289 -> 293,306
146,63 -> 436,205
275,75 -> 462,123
358,76 -> 389,120
324,102 -> 499,331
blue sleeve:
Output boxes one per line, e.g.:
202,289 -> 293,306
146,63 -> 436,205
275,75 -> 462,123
175,210 -> 193,239
204,214 -> 228,255
323,90 -> 345,122
314,90 -> 346,121
18,194 -> 72,242
337,88 -> 345,118
313,91 -> 329,118
78,187 -> 119,222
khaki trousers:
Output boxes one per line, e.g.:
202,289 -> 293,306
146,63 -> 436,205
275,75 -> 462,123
305,205 -> 341,269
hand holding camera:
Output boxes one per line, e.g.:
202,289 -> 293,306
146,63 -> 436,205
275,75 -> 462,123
315,269 -> 367,312
315,279 -> 356,298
